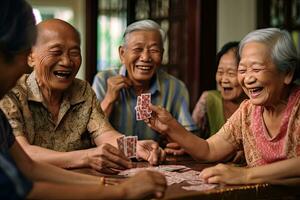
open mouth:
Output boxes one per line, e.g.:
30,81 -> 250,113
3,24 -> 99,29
53,70 -> 72,79
248,87 -> 263,97
249,87 -> 263,93
223,87 -> 233,92
136,65 -> 152,71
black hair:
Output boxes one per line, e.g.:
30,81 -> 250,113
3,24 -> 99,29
215,41 -> 239,70
0,0 -> 36,62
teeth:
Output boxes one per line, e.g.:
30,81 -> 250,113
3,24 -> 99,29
53,71 -> 72,78
137,66 -> 151,70
249,88 -> 260,93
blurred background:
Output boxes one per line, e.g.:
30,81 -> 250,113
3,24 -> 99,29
27,0 -> 300,108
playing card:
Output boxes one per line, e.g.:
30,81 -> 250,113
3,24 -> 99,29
117,136 -> 125,155
117,136 -> 137,158
125,136 -> 137,158
140,93 -> 151,110
135,93 -> 152,121
158,165 -> 190,172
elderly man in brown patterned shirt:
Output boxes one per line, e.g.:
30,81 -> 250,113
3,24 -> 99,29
0,19 -> 165,174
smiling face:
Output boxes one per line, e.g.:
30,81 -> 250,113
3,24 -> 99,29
216,50 -> 243,101
238,42 -> 293,107
29,20 -> 81,92
119,30 -> 163,87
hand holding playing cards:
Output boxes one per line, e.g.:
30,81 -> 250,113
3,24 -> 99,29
86,143 -> 133,174
120,170 -> 167,199
145,104 -> 177,134
137,140 -> 166,165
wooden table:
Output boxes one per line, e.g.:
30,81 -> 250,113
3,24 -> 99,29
75,156 -> 300,200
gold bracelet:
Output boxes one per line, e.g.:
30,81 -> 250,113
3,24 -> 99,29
99,177 -> 105,186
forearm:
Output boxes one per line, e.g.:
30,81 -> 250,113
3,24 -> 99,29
22,144 -> 90,169
165,119 -> 234,162
12,141 -> 102,186
94,130 -> 122,147
166,119 -> 212,161
27,160 -> 101,185
27,182 -> 124,200
247,157 -> 300,185
100,97 -> 114,117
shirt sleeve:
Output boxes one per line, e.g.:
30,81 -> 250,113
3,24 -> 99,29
216,102 -> 245,151
0,154 -> 33,199
92,72 -> 108,101
87,89 -> 114,139
0,109 -> 15,149
0,94 -> 26,137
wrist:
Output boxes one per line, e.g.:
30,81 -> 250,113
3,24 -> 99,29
245,167 -> 262,184
82,149 -> 92,168
101,97 -> 114,115
166,118 -> 183,135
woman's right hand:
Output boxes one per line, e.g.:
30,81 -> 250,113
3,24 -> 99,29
145,104 -> 176,134
121,170 -> 167,199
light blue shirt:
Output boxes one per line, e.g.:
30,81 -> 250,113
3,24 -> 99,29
92,66 -> 198,145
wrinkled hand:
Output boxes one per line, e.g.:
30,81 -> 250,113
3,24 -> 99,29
136,140 -> 166,165
105,75 -> 132,103
145,104 -> 175,134
121,170 -> 167,199
199,163 -> 249,185
164,142 -> 185,156
87,143 -> 133,174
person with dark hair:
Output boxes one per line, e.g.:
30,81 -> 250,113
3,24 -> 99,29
192,41 -> 247,139
0,0 -> 166,199
146,28 -> 300,185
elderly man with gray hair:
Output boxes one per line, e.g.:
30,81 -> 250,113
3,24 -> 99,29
93,19 -> 198,154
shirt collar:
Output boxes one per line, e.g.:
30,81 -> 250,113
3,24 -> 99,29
26,71 -> 85,105
27,71 -> 43,102
118,65 -> 161,95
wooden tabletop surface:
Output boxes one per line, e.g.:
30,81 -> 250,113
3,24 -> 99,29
74,155 -> 300,200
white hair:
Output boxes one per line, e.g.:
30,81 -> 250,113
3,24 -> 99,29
122,19 -> 165,48
239,28 -> 299,80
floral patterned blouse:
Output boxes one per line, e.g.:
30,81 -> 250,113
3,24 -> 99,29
217,86 -> 300,167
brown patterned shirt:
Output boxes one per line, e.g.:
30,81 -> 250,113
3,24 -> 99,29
0,72 -> 113,152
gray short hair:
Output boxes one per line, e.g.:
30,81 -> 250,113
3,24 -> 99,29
122,19 -> 165,48
239,28 -> 299,81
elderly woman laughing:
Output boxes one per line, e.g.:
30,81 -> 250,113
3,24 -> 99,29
146,27 -> 300,185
